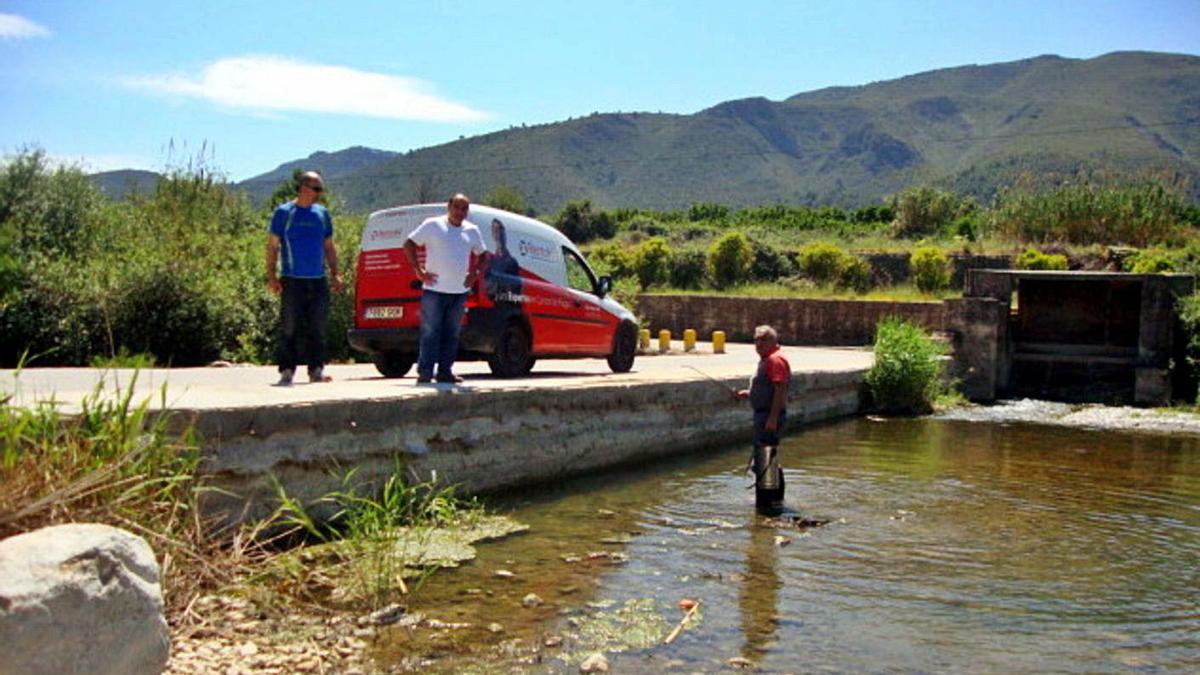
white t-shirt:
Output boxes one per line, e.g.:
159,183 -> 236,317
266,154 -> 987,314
407,215 -> 488,294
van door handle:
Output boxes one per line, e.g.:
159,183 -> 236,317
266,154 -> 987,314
573,300 -> 582,307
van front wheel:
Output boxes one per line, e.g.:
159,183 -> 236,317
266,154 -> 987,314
489,322 -> 533,378
374,352 -> 415,378
607,322 -> 637,373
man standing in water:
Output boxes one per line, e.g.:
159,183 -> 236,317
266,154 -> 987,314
737,325 -> 792,513
404,193 -> 488,384
266,171 -> 342,386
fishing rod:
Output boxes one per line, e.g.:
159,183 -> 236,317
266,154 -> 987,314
684,365 -> 739,397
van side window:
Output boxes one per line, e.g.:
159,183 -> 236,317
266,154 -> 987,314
563,248 -> 597,294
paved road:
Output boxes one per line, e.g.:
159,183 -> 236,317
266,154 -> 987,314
1,343 -> 873,412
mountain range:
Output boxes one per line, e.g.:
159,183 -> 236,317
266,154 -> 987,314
93,51 -> 1200,213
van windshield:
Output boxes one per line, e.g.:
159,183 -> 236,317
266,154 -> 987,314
563,248 -> 596,294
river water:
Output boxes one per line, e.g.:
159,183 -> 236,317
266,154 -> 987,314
379,417 -> 1200,673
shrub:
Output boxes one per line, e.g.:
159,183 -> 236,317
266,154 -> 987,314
0,259 -> 108,366
865,318 -> 943,414
632,237 -> 672,289
839,256 -> 873,294
708,231 -> 754,289
687,202 -> 729,222
669,249 -> 708,289
0,150 -> 110,258
851,203 -> 895,224
991,181 -> 1188,246
482,184 -> 529,215
749,240 -> 796,282
110,262 -> 230,366
554,200 -> 614,243
587,243 -> 635,279
890,186 -> 974,239
1124,248 -> 1175,274
1015,247 -> 1069,271
1177,292 -> 1200,403
951,213 -> 980,242
910,246 -> 951,293
798,242 -> 847,285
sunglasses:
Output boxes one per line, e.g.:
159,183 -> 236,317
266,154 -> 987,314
305,184 -> 325,193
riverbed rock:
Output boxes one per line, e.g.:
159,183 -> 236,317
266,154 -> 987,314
580,652 -> 609,672
360,603 -> 406,626
522,592 -> 544,607
0,523 -> 170,675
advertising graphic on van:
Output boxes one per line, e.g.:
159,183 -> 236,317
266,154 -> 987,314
348,204 -> 639,379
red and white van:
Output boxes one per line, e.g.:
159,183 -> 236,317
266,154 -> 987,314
348,203 -> 639,378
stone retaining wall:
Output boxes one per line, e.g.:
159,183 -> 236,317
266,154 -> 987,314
637,295 -> 948,346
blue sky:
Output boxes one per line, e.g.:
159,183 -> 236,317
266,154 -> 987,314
2,1 -> 1198,181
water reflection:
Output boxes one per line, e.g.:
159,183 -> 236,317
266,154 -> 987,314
738,515 -> 781,665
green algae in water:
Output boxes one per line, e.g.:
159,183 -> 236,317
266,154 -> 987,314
559,598 -> 699,665
269,514 -> 529,605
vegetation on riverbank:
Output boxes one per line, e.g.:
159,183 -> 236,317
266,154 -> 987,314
0,372 -> 494,623
864,318 -> 947,415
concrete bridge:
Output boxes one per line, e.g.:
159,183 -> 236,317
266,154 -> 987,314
3,343 -> 873,527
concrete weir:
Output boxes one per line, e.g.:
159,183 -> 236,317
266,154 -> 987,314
3,344 -> 872,527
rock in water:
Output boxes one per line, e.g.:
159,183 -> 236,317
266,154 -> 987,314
580,652 -> 609,672
0,523 -> 170,675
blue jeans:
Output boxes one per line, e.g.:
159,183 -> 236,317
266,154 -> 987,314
417,290 -> 468,378
276,277 -> 330,373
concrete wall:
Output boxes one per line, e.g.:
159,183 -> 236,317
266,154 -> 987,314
184,370 -> 865,528
637,295 -> 947,345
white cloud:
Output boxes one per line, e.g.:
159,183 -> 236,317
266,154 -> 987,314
0,13 -> 51,39
122,55 -> 488,123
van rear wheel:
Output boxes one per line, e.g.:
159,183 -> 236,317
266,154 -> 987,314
374,352 -> 415,378
607,322 -> 637,373
489,322 -> 533,378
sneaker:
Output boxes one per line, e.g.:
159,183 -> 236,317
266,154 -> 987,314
308,367 -> 332,383
416,373 -> 433,384
436,373 -> 464,384
276,368 -> 295,386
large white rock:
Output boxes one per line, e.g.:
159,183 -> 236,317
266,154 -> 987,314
0,523 -> 170,675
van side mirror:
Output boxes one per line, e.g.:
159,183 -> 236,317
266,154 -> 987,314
597,275 -> 612,298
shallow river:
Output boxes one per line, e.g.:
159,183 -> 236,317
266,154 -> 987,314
379,417 -> 1200,673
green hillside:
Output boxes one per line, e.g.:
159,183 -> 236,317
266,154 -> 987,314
241,51 -> 1200,213
238,146 -> 399,205
89,169 -> 161,199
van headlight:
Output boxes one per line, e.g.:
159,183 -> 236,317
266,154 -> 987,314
363,305 -> 404,319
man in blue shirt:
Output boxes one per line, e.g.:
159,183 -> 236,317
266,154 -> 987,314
266,171 -> 343,385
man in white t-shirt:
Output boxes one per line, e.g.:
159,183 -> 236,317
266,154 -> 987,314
404,193 -> 488,384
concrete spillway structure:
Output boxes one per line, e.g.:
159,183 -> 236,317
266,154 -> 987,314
3,344 -> 872,527
949,270 -> 1195,405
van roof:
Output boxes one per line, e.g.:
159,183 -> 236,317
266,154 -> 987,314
365,203 -> 578,254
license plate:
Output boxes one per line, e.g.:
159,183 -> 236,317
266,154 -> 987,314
364,305 -> 404,319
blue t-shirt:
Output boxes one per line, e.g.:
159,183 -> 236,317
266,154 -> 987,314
269,202 -> 333,278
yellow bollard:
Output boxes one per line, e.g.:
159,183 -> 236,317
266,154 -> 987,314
712,330 -> 726,354
658,329 -> 671,353
638,328 -> 650,350
683,328 -> 696,352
